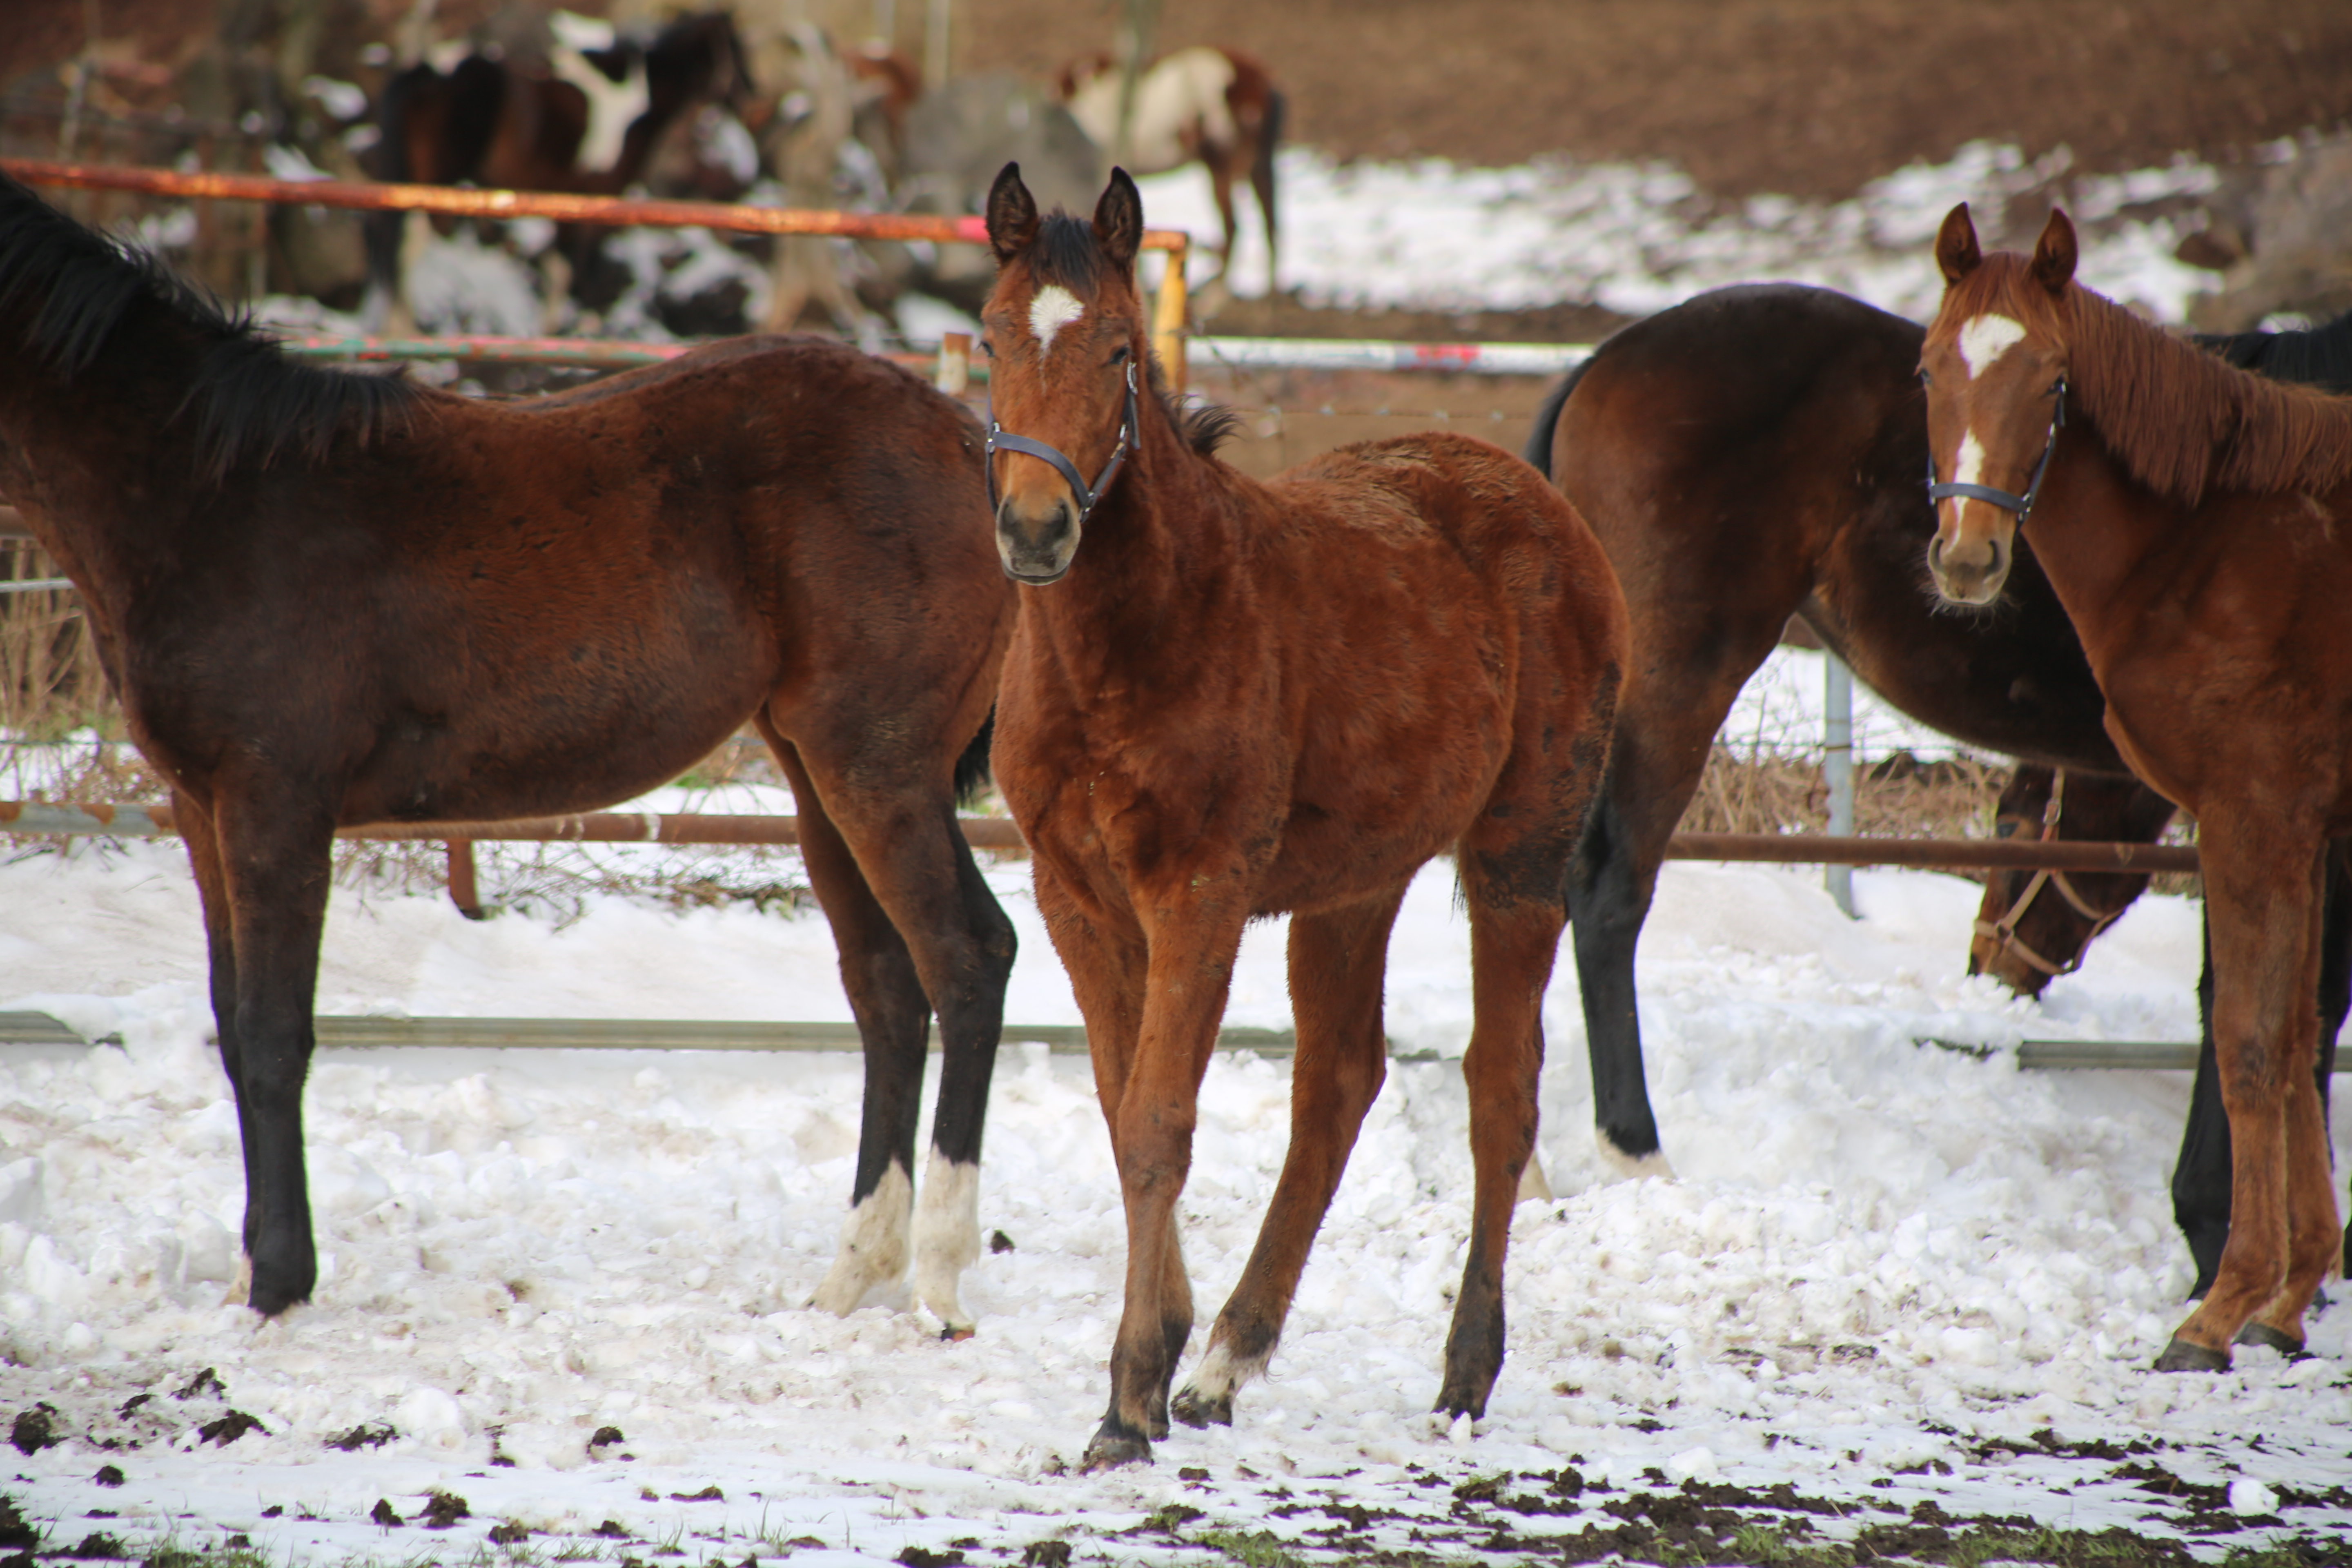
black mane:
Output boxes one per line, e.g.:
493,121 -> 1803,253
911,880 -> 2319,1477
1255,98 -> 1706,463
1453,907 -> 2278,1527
0,174 -> 422,483
2194,308 -> 2352,397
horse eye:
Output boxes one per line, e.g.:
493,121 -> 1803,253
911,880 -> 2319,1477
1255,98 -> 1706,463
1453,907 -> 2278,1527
1109,345 -> 1130,365
1918,369 -> 1933,388
979,339 -> 996,359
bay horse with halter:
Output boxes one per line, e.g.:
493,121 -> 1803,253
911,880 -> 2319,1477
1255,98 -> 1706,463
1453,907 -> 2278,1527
0,172 -> 1016,1336
1968,765 -> 2178,995
1526,283 -> 2352,1297
980,165 -> 1627,1468
1057,47 -> 1284,294
1923,203 -> 2352,1367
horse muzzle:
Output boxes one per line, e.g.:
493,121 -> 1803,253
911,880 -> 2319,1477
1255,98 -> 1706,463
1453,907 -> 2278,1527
996,497 -> 1080,585
1927,524 -> 2011,606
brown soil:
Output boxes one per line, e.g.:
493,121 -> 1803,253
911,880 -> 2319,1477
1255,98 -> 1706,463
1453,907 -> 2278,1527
967,0 -> 2352,201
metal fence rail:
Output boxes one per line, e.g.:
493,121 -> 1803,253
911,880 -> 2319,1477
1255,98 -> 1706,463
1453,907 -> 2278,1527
0,801 -> 2198,873
0,156 -> 1195,383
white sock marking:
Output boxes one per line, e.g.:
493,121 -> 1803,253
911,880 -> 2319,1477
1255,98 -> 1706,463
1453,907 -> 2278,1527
810,1160 -> 911,1315
911,1151 -> 982,1334
1183,1338 -> 1271,1404
1957,314 -> 2027,379
1595,1128 -> 1675,1181
1029,285 -> 1085,356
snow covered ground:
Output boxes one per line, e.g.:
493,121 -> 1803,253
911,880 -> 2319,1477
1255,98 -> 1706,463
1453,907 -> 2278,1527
3,816 -> 2350,1563
10,140 -> 2349,1562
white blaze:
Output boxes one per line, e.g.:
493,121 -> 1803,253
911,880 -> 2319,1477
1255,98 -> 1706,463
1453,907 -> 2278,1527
1940,429 -> 1990,523
1029,285 -> 1085,355
1957,314 -> 2027,379
548,11 -> 650,176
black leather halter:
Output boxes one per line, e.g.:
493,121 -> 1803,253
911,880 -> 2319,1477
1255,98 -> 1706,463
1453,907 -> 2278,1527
985,360 -> 1140,521
1926,378 -> 2067,522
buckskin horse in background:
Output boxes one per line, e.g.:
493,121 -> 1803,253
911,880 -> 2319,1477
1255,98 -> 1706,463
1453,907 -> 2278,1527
1057,46 -> 1284,294
1526,283 -> 2352,1298
1922,204 -> 2352,1366
362,9 -> 762,330
981,165 -> 1627,1468
0,172 -> 1017,1337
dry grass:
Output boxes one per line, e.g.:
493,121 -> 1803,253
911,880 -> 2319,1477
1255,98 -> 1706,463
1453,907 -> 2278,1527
2,556 -> 2148,911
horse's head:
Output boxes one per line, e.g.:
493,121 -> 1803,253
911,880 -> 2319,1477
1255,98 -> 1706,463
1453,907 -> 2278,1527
979,162 -> 1147,586
1922,203 -> 2078,606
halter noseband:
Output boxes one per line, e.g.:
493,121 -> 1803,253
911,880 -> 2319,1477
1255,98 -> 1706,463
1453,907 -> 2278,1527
984,360 -> 1140,522
1973,768 -> 2131,980
1926,378 -> 2067,522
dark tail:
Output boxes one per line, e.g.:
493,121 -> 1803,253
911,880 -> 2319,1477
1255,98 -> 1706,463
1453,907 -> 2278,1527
1521,352 -> 1595,479
953,707 -> 996,808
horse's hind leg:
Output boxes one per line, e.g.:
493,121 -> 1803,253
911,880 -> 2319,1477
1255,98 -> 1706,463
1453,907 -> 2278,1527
768,733 -> 935,1319
1174,884 -> 1407,1429
770,725 -> 1017,1335
1440,866 -> 1567,1419
202,786 -> 337,1316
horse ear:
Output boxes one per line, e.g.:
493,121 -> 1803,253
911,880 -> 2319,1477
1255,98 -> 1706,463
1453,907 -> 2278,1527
1935,203 -> 1982,285
1094,167 -> 1143,272
2030,208 -> 2078,295
986,163 -> 1038,264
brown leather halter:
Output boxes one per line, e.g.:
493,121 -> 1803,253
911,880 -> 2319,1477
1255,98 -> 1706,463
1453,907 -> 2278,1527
1974,768 -> 2131,979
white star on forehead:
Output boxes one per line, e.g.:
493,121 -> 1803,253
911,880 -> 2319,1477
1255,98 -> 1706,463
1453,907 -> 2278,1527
1029,285 -> 1085,354
1958,314 -> 2028,379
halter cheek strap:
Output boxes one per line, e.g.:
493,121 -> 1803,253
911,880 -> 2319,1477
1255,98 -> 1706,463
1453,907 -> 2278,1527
1927,378 -> 2067,522
985,360 -> 1140,521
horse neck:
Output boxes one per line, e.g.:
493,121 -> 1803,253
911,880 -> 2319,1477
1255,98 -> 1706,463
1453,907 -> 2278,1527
1021,391 -> 1247,678
2017,421 -> 2186,638
0,293 -> 211,566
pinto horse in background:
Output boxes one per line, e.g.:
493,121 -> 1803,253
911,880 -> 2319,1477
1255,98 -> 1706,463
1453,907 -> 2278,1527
363,9 -> 762,329
981,165 -> 1627,1468
1526,283 -> 2352,1297
0,172 -> 1018,1335
1057,46 -> 1283,294
1922,204 -> 2352,1366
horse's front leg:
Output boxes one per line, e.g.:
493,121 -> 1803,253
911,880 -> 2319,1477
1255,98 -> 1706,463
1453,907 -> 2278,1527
1175,884 -> 1407,1429
1083,897 -> 1244,1472
2160,815 -> 2332,1368
207,786 -> 338,1316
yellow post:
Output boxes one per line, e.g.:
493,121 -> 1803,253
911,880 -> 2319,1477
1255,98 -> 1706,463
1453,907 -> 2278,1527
1152,237 -> 1189,394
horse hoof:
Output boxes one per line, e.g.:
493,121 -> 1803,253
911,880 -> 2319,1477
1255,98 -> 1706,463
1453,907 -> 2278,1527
938,1323 -> 976,1343
2152,1336 -> 2230,1373
1170,1387 -> 1231,1429
1079,1428 -> 1153,1473
2232,1323 -> 2308,1359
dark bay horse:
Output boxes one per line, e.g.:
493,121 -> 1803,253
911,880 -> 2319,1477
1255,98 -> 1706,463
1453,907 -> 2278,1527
1526,283 -> 2352,1296
0,172 -> 1016,1334
1922,205 -> 2352,1365
981,166 -> 1627,1468
1968,764 -> 2177,995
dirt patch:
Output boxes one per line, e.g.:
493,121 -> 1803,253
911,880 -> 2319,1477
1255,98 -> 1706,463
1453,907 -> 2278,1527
968,0 -> 2352,201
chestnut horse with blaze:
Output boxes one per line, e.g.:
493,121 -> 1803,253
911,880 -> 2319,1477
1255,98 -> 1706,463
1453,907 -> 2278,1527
1923,203 -> 2352,1368
0,172 -> 1014,1336
979,165 -> 1628,1468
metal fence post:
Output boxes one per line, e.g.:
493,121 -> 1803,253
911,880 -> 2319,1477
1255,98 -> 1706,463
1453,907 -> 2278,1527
1824,651 -> 1855,917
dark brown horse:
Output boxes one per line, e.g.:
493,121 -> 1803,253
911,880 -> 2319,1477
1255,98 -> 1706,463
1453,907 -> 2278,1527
1969,765 -> 2178,995
980,166 -> 1626,1468
0,172 -> 1016,1334
1526,283 -> 2352,1297
1923,204 -> 2352,1366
